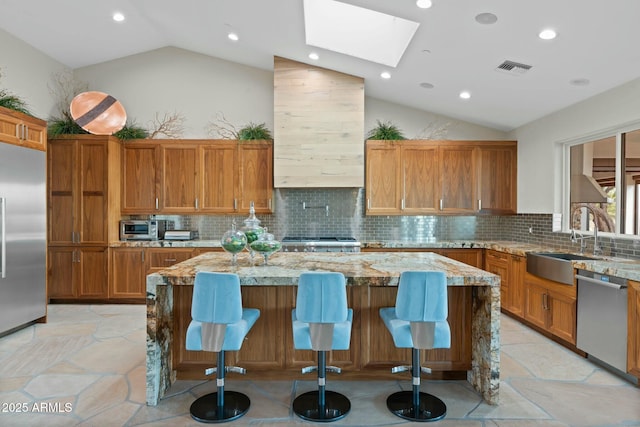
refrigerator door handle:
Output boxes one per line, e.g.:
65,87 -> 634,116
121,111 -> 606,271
1,197 -> 5,278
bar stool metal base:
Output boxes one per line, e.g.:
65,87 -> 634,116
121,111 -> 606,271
293,390 -> 351,422
386,390 -> 446,422
190,391 -> 250,423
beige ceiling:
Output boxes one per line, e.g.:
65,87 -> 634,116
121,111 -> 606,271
1,0 -> 640,131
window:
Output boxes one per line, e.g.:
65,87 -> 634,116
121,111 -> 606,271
567,126 -> 640,237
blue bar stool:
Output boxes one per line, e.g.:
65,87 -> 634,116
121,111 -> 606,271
186,271 -> 260,423
292,271 -> 353,422
379,271 -> 451,422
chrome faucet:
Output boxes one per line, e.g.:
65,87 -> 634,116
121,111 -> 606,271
570,205 -> 602,256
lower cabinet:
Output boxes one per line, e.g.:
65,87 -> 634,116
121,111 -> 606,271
110,248 -> 147,299
485,250 -> 525,317
523,272 -> 576,345
48,246 -> 108,300
171,283 -> 472,379
629,280 -> 640,379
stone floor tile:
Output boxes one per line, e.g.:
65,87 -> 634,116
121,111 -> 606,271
74,375 -> 129,419
77,401 -> 140,426
0,375 -> 30,392
35,322 -> 96,338
128,364 -> 148,404
69,336 -> 143,374
469,381 -> 551,420
501,342 -> 596,381
24,373 -> 100,399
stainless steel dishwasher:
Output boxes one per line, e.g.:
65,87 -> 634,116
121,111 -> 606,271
576,269 -> 628,374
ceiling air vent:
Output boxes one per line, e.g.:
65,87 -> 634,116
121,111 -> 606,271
495,60 -> 532,76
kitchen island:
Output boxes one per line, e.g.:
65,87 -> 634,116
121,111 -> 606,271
146,251 -> 500,406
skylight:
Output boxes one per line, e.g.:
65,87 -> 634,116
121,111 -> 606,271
303,0 -> 420,67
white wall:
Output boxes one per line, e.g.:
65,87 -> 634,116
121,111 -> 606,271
0,29 -> 68,119
511,77 -> 640,213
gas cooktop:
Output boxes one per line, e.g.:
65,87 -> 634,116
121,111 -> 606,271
282,236 -> 358,242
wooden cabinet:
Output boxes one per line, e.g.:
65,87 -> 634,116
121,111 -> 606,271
121,143 -> 160,213
0,106 -> 46,151
629,280 -> 640,378
485,250 -> 525,317
524,272 -> 577,345
47,135 -> 121,302
121,140 -> 273,214
110,248 -> 146,299
48,135 -> 121,245
146,248 -> 195,274
48,246 -> 108,299
365,140 -> 516,215
477,144 -> 517,214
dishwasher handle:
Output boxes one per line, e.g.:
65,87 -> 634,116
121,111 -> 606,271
576,274 -> 626,290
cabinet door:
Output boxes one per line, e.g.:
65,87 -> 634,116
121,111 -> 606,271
485,251 -> 509,310
508,255 -> 526,317
0,108 -> 46,150
435,249 -> 483,268
547,290 -> 576,344
78,141 -> 108,244
0,111 -> 22,146
48,141 -> 76,245
365,141 -> 401,214
238,141 -> 273,213
629,281 -> 640,378
477,144 -> 517,214
524,281 -> 547,330
161,145 -> 198,212
111,248 -> 146,299
200,143 -> 237,212
439,145 -> 476,213
48,247 -> 76,298
402,144 -> 439,213
122,144 -> 160,213
77,247 -> 108,298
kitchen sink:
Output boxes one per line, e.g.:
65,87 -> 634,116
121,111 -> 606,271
526,252 -> 597,285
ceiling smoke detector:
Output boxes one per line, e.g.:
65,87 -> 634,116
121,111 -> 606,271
495,60 -> 532,76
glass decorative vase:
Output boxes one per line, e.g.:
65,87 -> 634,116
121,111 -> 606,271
220,221 -> 247,266
250,227 -> 281,265
240,201 -> 264,264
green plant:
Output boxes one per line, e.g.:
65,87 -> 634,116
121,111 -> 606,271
237,122 -> 272,140
366,119 -> 406,140
0,93 -> 31,115
114,122 -> 149,140
47,116 -> 88,136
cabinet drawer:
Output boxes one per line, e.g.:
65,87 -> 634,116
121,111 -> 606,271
485,249 -> 509,264
147,249 -> 194,269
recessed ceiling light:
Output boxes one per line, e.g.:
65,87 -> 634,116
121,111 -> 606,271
539,29 -> 557,40
112,12 -> 125,22
381,72 -> 391,79
475,13 -> 497,25
459,91 -> 471,99
308,52 -> 319,60
419,82 -> 434,89
228,32 -> 239,41
416,0 -> 432,9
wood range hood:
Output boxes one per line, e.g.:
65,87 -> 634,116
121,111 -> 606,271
273,56 -> 364,188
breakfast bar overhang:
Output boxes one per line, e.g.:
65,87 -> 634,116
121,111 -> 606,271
145,251 -> 500,406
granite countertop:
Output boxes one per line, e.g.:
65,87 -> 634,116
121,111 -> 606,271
146,251 -> 499,288
115,239 -> 640,282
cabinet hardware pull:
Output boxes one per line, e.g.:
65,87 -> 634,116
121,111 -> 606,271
401,199 -> 405,210
195,198 -> 199,209
15,125 -> 20,139
268,198 -> 272,210
24,125 -> 28,140
1,198 -> 6,278
439,199 -> 444,211
165,258 -> 176,262
234,199 -> 237,210
141,251 -> 145,262
155,198 -> 159,210
367,198 -> 371,210
478,199 -> 482,211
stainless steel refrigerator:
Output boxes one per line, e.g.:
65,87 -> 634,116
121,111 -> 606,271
0,141 -> 46,336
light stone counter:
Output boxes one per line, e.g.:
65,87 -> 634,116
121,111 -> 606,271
146,251 -> 500,406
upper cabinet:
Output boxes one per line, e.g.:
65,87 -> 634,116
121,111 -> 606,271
0,106 -> 47,151
365,140 -> 516,215
121,139 -> 273,214
48,135 -> 121,245
273,57 -> 364,188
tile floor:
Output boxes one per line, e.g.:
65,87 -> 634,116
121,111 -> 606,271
0,304 -> 639,426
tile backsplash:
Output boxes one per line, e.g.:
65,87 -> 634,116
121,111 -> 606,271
144,188 -> 640,260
